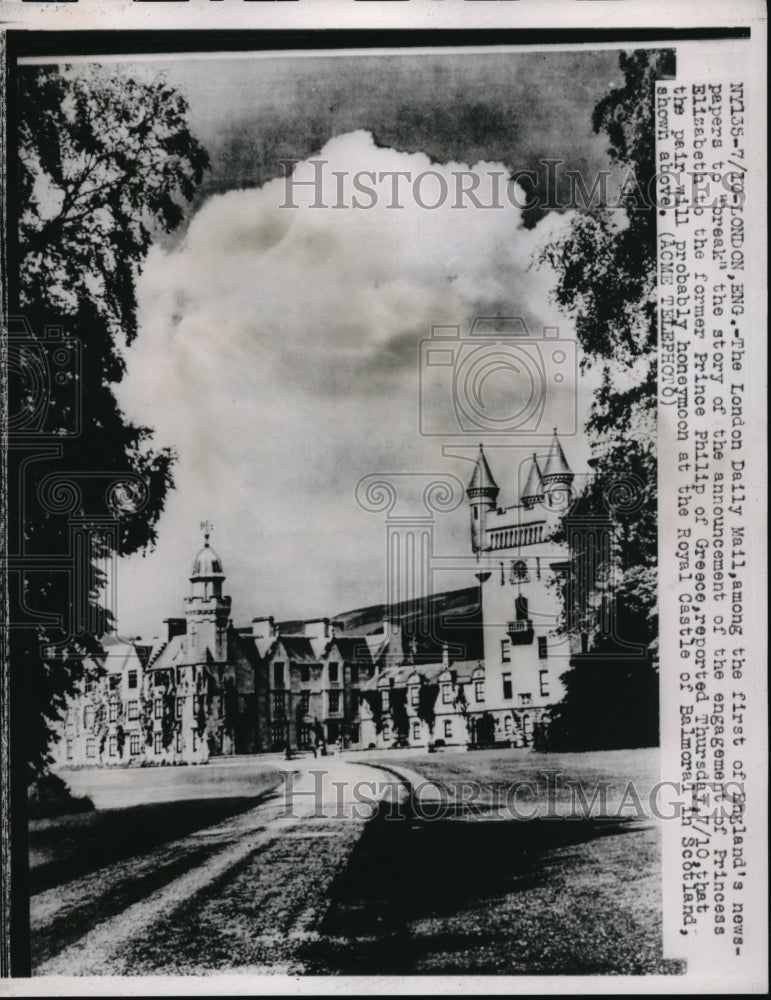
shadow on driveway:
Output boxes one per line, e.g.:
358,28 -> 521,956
306,809 -> 683,975
30,789 -> 279,894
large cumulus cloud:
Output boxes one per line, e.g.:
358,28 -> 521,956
116,131 -> 586,635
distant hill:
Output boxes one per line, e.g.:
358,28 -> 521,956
276,586 -> 483,663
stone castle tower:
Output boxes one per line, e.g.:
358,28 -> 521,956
465,432 -> 577,744
185,522 -> 231,662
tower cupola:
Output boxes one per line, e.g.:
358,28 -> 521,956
185,522 -> 231,659
190,521 -> 225,600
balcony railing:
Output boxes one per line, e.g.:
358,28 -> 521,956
507,619 -> 534,644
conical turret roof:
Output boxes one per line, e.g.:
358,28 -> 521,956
466,445 -> 499,497
521,453 -> 544,503
541,430 -> 573,482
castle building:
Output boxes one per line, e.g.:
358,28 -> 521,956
52,527 -> 268,768
254,615 -> 404,752
52,431 -> 579,765
465,431 -> 579,745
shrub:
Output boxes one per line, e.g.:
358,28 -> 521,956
28,772 -> 94,820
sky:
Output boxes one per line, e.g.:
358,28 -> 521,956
95,47 -> 625,637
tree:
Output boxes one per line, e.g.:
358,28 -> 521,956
536,50 -> 673,749
416,682 -> 439,737
389,685 -> 410,743
13,65 -> 209,780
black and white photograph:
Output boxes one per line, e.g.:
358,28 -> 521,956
0,1 -> 767,994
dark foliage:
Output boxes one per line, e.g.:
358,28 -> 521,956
536,51 -> 672,750
14,65 -> 209,779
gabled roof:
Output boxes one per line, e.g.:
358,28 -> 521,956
228,630 -> 265,666
275,636 -> 319,664
326,635 -> 375,664
147,634 -> 187,671
360,658 -> 481,691
96,638 -> 141,674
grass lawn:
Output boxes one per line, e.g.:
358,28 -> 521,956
395,746 -> 664,815
30,761 -> 282,893
306,746 -> 684,976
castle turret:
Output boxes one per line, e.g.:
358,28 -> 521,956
185,522 -> 231,660
540,430 -> 574,507
521,453 -> 545,509
466,444 -> 499,557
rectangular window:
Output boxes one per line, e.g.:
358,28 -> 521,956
84,706 -> 94,729
154,698 -> 163,719
130,734 -> 141,756
128,669 -> 138,689
175,733 -> 183,753
127,700 -> 139,721
502,673 -> 513,700
504,716 -> 512,734
328,662 -> 339,683
441,683 -> 453,705
109,675 -> 120,691
192,730 -> 199,752
109,736 -> 118,757
273,662 -> 284,687
501,638 -> 511,662
66,739 -> 73,760
412,722 -> 421,741
444,719 -> 452,739
272,691 -> 286,718
519,692 -> 532,706
381,690 -> 390,711
300,664 -> 311,683
86,738 -> 96,759
410,686 -> 419,706
538,636 -> 548,660
193,695 -> 201,714
176,696 -> 183,719
474,680 -> 484,703
154,732 -> 163,754
328,690 -> 340,714
300,691 -> 310,713
382,723 -> 391,741
109,701 -> 120,723
539,670 -> 550,697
